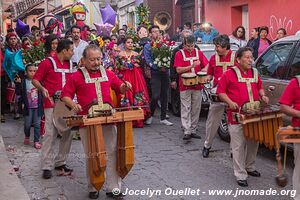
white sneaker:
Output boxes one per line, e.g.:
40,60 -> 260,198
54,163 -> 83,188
160,119 -> 173,126
145,117 -> 153,125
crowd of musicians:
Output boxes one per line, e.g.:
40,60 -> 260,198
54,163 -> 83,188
1,20 -> 300,199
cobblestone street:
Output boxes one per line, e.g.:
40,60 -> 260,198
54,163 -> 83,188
1,113 -> 295,200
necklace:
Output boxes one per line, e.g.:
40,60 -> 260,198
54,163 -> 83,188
124,50 -> 132,62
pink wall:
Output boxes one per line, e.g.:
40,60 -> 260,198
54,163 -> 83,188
205,0 -> 300,40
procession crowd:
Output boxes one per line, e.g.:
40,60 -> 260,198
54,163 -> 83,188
0,15 -> 298,200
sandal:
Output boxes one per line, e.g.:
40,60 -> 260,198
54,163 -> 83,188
34,142 -> 42,149
24,137 -> 30,145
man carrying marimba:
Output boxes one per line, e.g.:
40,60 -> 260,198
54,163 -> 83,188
61,45 -> 131,199
217,47 -> 269,187
32,39 -> 75,179
173,35 -> 208,140
202,34 -> 237,158
279,76 -> 300,199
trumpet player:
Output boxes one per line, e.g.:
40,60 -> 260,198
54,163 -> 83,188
202,34 -> 237,158
279,76 -> 300,199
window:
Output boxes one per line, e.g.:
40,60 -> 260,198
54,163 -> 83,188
288,46 -> 300,79
256,43 -> 294,79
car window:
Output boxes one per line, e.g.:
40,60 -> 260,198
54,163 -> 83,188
288,45 -> 300,79
256,43 -> 294,79
203,51 -> 215,60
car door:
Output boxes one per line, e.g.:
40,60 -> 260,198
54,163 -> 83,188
255,42 -> 296,105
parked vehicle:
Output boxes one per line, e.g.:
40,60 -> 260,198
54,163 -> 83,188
218,35 -> 300,143
169,43 -> 239,117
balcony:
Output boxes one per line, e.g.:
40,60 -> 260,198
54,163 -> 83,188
13,0 -> 45,20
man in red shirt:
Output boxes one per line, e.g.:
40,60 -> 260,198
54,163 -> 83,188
203,35 -> 236,158
279,77 -> 300,199
61,45 -> 131,199
174,35 -> 208,140
32,39 -> 75,179
217,47 -> 269,187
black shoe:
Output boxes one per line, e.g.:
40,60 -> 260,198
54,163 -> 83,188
191,133 -> 201,139
237,180 -> 248,187
54,164 -> 73,173
202,147 -> 211,158
247,170 -> 261,177
89,192 -> 99,199
106,192 -> 126,199
183,134 -> 192,140
42,170 -> 52,179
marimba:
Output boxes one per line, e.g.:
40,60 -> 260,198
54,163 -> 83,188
275,127 -> 300,187
234,104 -> 284,150
65,108 -> 144,191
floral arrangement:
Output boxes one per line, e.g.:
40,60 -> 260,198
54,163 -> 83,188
22,42 -> 45,66
96,36 -> 104,48
151,40 -> 175,69
135,5 -> 150,28
116,55 -> 141,70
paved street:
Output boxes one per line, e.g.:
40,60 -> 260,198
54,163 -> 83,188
0,112 -> 295,200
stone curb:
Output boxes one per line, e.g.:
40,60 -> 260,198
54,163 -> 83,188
0,134 -> 30,200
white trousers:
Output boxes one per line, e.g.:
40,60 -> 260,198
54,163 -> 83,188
41,108 -> 73,170
79,125 -> 121,192
228,124 -> 259,180
180,90 -> 201,135
204,103 -> 225,148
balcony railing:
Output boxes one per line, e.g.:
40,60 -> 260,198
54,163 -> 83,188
13,0 -> 44,17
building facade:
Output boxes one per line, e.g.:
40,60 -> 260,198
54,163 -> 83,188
204,0 -> 300,40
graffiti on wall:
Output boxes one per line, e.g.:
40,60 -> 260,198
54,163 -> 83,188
269,15 -> 293,40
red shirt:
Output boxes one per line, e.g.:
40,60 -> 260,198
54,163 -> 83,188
279,78 -> 300,127
207,50 -> 237,87
61,69 -> 122,115
216,66 -> 262,124
174,48 -> 209,91
33,55 -> 73,108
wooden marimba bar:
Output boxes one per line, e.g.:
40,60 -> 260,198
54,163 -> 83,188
65,109 -> 144,191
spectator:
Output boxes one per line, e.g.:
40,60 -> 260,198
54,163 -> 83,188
22,37 -> 31,50
122,25 -> 128,32
275,28 -> 287,41
118,29 -> 126,37
31,26 -> 40,37
21,64 -> 43,149
247,27 -> 260,47
171,26 -> 183,42
229,26 -> 247,48
111,34 -> 118,44
193,23 -> 201,33
90,29 -> 97,36
44,34 -> 59,57
249,26 -> 272,60
163,32 -> 170,41
184,22 -> 192,30
70,25 -> 88,66
194,22 -> 219,43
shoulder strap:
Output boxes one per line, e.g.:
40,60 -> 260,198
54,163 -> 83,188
48,57 -> 57,71
78,67 -> 89,81
231,66 -> 242,81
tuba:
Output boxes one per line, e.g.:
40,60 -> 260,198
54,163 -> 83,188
153,12 -> 172,31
